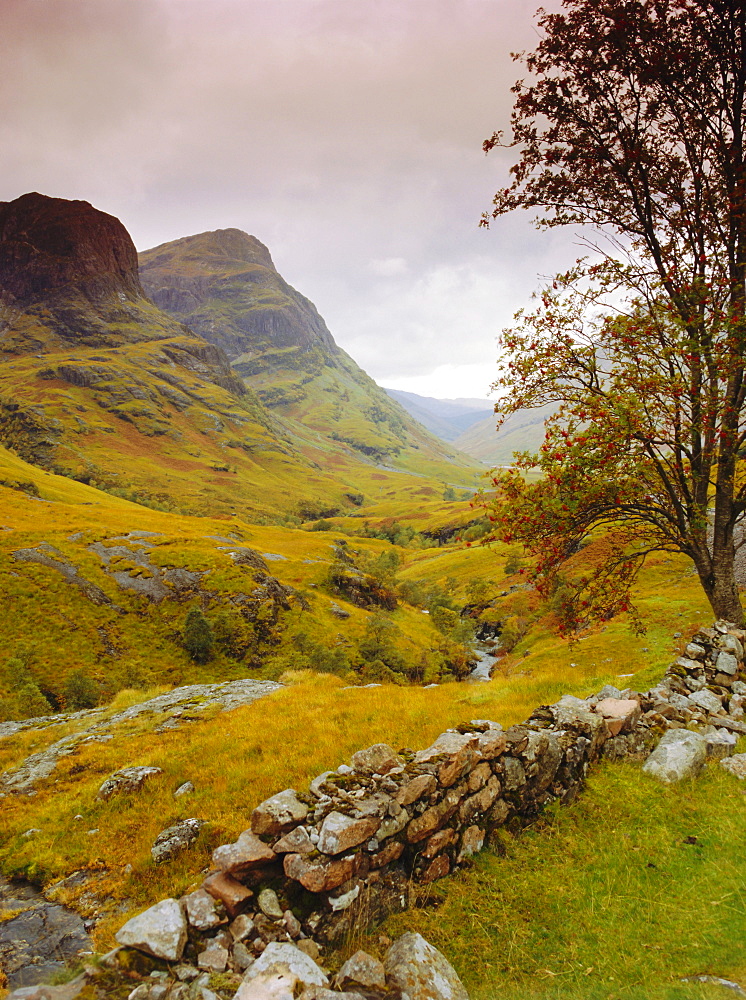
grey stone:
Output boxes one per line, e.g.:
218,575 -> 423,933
684,643 -> 706,660
115,898 -> 187,961
715,651 -> 739,676
350,743 -> 399,775
174,781 -> 195,797
241,942 -> 328,987
97,766 -> 163,801
257,888 -> 284,920
595,685 -> 623,700
732,681 -> 746,695
642,730 -> 707,784
720,753 -> 746,779
151,818 -> 206,863
688,689 -> 724,715
317,811 -> 379,855
718,634 -> 744,659
335,949 -> 386,990
230,914 -> 256,942
384,932 -> 468,1000
232,941 -> 254,971
251,789 -> 308,836
184,889 -> 226,931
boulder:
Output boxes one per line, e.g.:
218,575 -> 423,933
383,932 -> 469,1000
642,730 -> 707,784
594,698 -> 641,736
413,732 -> 479,787
351,743 -> 400,775
233,971 -> 296,1000
97,766 -> 163,801
251,790 -> 309,837
720,753 -> 746,779
715,651 -> 739,676
151,818 -> 206,864
240,942 -> 328,987
688,689 -> 724,715
213,831 -> 277,877
115,898 -> 187,961
317,811 -> 379,855
183,888 -> 227,931
202,872 -> 253,918
335,950 -> 386,990
257,888 -> 284,920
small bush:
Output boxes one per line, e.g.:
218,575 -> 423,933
183,608 -> 214,663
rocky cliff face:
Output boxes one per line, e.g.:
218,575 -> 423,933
139,228 -> 337,360
139,229 -> 476,477
0,192 -> 143,309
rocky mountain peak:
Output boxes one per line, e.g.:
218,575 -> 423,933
143,228 -> 276,272
0,192 -> 143,308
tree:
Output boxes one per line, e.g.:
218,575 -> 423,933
64,670 -> 99,710
480,0 -> 746,627
183,608 -> 214,663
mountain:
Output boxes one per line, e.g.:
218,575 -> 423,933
0,193 -> 364,519
383,388 -> 493,442
138,229 -> 476,481
452,403 -> 555,465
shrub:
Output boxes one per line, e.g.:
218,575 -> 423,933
64,670 -> 99,710
183,608 -> 214,663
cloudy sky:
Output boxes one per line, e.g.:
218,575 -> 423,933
2,0 -> 573,400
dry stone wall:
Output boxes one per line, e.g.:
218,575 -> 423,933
112,621 -> 746,986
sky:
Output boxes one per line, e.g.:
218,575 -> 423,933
1,0 -> 573,401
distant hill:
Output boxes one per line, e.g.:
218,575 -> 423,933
383,388 -> 493,442
453,403 -> 555,465
139,230 -> 477,484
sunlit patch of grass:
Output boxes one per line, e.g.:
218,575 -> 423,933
373,756 -> 746,1000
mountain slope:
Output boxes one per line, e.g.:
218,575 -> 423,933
452,403 -> 555,465
139,230 -> 477,481
0,194 -> 393,520
383,388 -> 493,442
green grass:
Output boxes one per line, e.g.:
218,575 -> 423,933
373,755 -> 746,1000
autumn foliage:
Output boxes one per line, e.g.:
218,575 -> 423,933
481,1 -> 746,628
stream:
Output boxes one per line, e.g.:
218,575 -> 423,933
468,644 -> 500,682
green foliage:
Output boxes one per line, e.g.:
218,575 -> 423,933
183,608 -> 214,664
442,485 -> 457,501
16,681 -> 53,718
503,548 -> 524,577
64,670 -> 99,710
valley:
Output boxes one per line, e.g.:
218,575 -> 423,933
0,191 -> 743,1000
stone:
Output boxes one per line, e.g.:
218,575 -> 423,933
115,898 -> 187,961
152,818 -> 206,864
5,976 -> 87,1000
458,825 -> 485,860
594,698 -> 641,736
715,651 -> 739,676
720,753 -> 746,779
414,732 -> 479,787
202,872 -> 253,918
375,804 -> 409,841
233,971 -> 296,1000
296,940 -> 321,962
688,689 -> 724,715
350,743 -> 400,775
335,950 -> 386,990
642,729 -> 707,784
317,811 -> 379,855
97,766 -> 163,801
704,730 -> 738,760
595,684 -> 623,699
232,942 -> 254,972
488,798 -> 510,826
384,932 -> 468,1000
174,781 -> 195,797
467,762 -> 492,792
422,828 -> 458,858
284,852 -> 360,892
197,945 -> 229,973
230,914 -> 257,942
213,831 -> 277,876
258,889 -> 284,920
684,643 -> 706,660
300,990 -> 366,1000
718,634 -> 744,658
501,756 -> 526,792
406,788 -> 461,843
251,790 -> 309,837
241,942 -> 328,987
272,827 -> 315,855
459,775 -> 500,824
421,854 -> 450,883
184,889 -> 226,931
283,910 -> 301,938
369,839 -> 404,868
395,773 -> 437,806
551,701 -> 609,751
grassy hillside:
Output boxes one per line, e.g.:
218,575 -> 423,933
139,230 -> 479,483
453,403 -> 556,466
